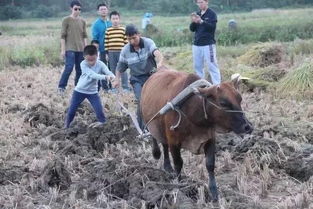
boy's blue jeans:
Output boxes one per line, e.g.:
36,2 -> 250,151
58,51 -> 84,89
65,90 -> 106,128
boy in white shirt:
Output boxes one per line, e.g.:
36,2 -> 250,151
65,45 -> 115,128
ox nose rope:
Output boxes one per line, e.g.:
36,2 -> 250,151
140,78 -> 245,138
206,99 -> 245,113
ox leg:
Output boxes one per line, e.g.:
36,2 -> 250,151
204,141 -> 218,202
152,138 -> 161,160
163,144 -> 174,173
170,145 -> 183,180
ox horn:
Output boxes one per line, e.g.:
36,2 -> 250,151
231,73 -> 250,81
231,73 -> 250,89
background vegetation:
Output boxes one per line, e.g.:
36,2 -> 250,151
1,8 -> 313,71
0,5 -> 313,208
0,0 -> 313,20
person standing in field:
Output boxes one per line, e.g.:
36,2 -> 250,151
112,25 -> 165,129
105,11 -> 130,92
190,0 -> 221,84
65,45 -> 115,128
91,3 -> 112,91
58,0 -> 87,95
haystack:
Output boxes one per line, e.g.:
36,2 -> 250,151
276,59 -> 313,99
238,43 -> 283,67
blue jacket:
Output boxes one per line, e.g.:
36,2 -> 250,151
190,8 -> 217,46
91,18 -> 112,52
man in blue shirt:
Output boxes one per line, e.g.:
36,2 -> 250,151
91,3 -> 112,91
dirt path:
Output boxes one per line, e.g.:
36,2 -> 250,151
0,67 -> 312,209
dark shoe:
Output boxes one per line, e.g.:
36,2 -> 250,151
57,88 -> 65,97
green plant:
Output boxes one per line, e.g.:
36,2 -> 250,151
32,5 -> 58,18
11,46 -> 45,67
276,60 -> 313,99
0,5 -> 23,20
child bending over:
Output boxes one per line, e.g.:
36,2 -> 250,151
65,45 -> 115,128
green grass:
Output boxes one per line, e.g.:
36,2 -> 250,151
1,7 -> 313,86
1,8 -> 313,46
0,36 -> 61,70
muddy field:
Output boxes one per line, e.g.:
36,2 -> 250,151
0,66 -> 312,209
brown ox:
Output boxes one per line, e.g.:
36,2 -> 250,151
141,69 -> 253,201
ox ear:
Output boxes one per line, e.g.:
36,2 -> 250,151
231,73 -> 250,89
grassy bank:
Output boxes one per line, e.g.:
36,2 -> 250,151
1,8 -> 313,46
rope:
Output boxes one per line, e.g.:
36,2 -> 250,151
142,89 -> 245,138
206,100 -> 244,113
142,101 -> 175,132
170,108 -> 182,130
202,97 -> 208,119
143,111 -> 160,133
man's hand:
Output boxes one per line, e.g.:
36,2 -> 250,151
112,79 -> 120,88
157,65 -> 168,71
106,75 -> 115,82
194,15 -> 202,24
191,12 -> 198,23
191,13 -> 202,23
60,50 -> 65,60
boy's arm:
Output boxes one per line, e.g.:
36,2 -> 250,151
201,19 -> 217,31
60,18 -> 67,59
104,30 -> 110,52
153,49 -> 164,70
60,39 -> 66,59
100,61 -> 115,77
190,22 -> 198,32
200,13 -> 217,31
83,20 -> 88,46
124,30 -> 128,44
81,62 -> 107,80
147,39 -> 164,69
91,21 -> 99,41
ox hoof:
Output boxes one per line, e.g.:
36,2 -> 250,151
209,185 -> 219,203
152,148 -> 161,160
164,165 -> 174,174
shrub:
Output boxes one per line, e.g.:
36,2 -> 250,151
32,5 -> 57,18
40,39 -> 62,67
0,5 -> 23,20
11,46 -> 46,67
288,39 -> 313,55
0,47 -> 12,71
217,22 -> 313,46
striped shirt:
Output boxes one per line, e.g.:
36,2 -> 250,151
105,26 -> 128,51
